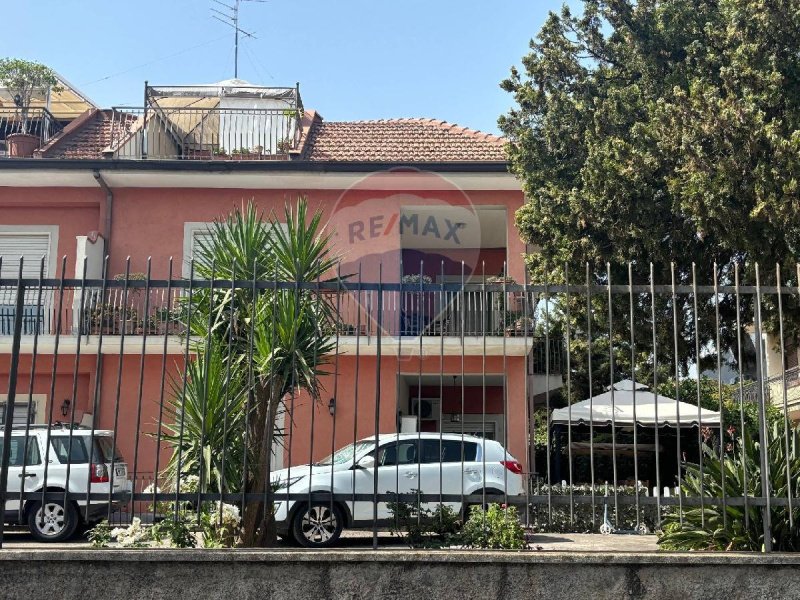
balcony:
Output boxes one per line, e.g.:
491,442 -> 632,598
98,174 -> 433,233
107,82 -> 302,161
0,107 -> 63,157
0,283 -> 563,367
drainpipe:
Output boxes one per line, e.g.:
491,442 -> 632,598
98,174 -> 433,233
91,170 -> 113,427
93,170 -> 113,260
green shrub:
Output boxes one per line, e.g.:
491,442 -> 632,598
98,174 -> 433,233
459,504 -> 526,550
658,419 -> 800,551
529,483 -> 659,534
387,494 -> 461,548
87,519 -> 112,548
151,513 -> 197,548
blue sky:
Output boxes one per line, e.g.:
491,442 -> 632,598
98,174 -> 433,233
2,1 -> 569,134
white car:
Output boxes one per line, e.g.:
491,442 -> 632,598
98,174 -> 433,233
1,425 -> 131,542
271,433 -> 525,548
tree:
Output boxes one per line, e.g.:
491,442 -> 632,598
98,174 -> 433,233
500,0 -> 800,380
0,58 -> 62,132
183,198 -> 338,546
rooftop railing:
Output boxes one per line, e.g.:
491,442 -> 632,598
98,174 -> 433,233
0,107 -> 63,156
106,105 -> 301,160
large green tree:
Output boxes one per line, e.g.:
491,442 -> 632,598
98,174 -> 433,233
500,0 -> 800,388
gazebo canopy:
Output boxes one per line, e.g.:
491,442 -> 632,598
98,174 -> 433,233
550,379 -> 722,428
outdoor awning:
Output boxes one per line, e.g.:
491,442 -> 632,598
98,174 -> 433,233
550,379 -> 722,427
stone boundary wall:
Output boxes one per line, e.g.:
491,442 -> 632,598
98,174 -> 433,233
0,550 -> 798,599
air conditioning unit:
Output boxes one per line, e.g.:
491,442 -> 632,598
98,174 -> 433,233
410,398 -> 440,420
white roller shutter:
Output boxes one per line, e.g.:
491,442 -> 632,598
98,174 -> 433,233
0,233 -> 51,333
0,233 -> 51,278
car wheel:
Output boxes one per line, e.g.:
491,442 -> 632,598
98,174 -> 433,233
291,502 -> 344,548
27,500 -> 79,543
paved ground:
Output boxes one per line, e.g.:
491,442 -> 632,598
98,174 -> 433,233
1,529 -> 659,552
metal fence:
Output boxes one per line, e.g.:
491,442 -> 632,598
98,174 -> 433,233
0,107 -> 63,155
106,105 -> 300,160
0,258 -> 798,551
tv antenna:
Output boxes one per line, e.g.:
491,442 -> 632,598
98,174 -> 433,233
211,0 -> 266,79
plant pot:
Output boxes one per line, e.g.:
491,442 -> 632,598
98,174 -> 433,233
6,133 -> 40,158
231,152 -> 261,161
185,148 -> 213,160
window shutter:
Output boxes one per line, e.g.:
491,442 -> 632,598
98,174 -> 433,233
0,233 -> 50,278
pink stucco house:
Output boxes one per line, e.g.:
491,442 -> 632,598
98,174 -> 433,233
0,78 -> 563,483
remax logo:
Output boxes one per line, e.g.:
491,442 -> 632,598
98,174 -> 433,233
326,168 -> 486,343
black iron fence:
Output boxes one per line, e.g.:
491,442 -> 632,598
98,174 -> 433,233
106,105 -> 300,160
0,258 -> 798,551
0,107 -> 63,156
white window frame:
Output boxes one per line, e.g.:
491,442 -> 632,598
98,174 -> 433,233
0,394 -> 47,425
0,225 -> 59,278
182,221 -> 288,278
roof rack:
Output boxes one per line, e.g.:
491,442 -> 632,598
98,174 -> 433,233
8,422 -> 91,431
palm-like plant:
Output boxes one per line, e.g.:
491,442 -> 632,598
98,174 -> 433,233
164,197 -> 339,546
160,341 -> 247,494
658,419 -> 800,551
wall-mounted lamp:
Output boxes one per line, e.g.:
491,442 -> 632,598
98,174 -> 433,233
61,399 -> 71,417
450,413 -> 462,423
328,398 -> 336,416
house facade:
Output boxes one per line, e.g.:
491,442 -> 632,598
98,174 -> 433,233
0,78 -> 563,487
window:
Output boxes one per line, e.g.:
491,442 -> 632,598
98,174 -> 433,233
421,439 -> 478,464
0,227 -> 58,334
0,436 -> 41,467
378,441 -> 419,466
182,221 -> 288,277
0,400 -> 37,426
51,436 -> 91,464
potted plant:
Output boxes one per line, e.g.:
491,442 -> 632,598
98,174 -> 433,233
503,311 -> 535,337
0,58 -> 62,157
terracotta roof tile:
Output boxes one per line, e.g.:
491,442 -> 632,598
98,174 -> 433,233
298,116 -> 507,162
36,109 -> 124,159
32,107 -> 508,163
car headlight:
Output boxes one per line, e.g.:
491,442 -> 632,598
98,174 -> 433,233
274,475 -> 304,490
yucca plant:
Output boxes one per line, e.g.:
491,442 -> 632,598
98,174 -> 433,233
658,419 -> 800,551
159,341 -> 248,494
171,197 -> 339,547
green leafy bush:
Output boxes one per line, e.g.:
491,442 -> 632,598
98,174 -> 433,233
387,494 -> 461,548
151,513 -> 197,548
87,519 -> 112,548
459,504 -> 526,550
658,420 -> 800,551
530,483 -> 658,534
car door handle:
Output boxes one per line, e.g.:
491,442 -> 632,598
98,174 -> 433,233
404,472 -> 418,479
18,473 -> 35,478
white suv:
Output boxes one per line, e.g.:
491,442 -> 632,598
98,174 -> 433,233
1,425 -> 131,542
272,433 -> 525,548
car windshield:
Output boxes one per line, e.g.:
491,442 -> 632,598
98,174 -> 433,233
315,440 -> 376,466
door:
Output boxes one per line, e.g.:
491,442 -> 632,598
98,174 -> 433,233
417,438 -> 479,513
351,440 -> 420,522
1,434 -> 44,516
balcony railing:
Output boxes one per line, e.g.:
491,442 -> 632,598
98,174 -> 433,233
0,284 -> 563,371
106,105 -> 301,160
0,107 -> 63,156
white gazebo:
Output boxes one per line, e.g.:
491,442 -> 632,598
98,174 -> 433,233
550,379 -> 722,428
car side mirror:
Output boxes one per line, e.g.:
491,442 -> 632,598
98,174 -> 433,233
356,455 -> 375,469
